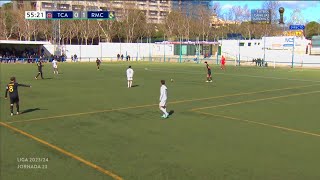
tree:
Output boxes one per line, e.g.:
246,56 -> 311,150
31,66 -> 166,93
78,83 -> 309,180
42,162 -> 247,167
288,9 -> 305,25
164,10 -> 181,40
193,5 -> 212,41
36,20 -> 52,41
211,2 -> 222,18
0,8 -> 17,40
305,21 -> 320,39
14,8 -> 36,41
261,1 -> 283,36
121,6 -> 147,43
262,1 -> 280,24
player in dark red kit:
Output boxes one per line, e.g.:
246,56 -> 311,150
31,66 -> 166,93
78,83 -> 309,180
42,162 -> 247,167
221,55 -> 226,70
5,77 -> 31,116
204,61 -> 212,82
96,58 -> 101,70
35,60 -> 44,79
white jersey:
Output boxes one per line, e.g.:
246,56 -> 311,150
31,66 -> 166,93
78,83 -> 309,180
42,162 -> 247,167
52,60 -> 58,68
126,68 -> 134,78
159,85 -> 168,102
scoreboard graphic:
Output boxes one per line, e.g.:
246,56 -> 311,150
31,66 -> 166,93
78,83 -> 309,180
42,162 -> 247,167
25,11 -> 115,20
251,9 -> 271,24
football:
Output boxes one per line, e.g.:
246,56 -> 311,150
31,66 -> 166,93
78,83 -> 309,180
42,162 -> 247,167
170,79 -> 174,82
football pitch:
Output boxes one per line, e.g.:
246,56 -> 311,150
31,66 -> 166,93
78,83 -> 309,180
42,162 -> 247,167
1,62 -> 320,180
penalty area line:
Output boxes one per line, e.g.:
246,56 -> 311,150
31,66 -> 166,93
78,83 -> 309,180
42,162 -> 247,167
191,90 -> 320,111
0,122 -> 123,180
193,111 -> 320,138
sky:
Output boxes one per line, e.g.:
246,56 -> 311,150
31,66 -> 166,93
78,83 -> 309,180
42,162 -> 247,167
1,0 -> 319,23
216,1 -> 320,23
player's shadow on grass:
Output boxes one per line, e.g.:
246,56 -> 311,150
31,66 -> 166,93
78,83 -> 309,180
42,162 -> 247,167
21,108 -> 44,114
45,78 -> 53,80
169,110 -> 174,116
132,85 -> 139,87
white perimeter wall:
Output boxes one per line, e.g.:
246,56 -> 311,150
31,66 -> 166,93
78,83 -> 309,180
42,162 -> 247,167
43,43 -> 174,61
42,38 -> 319,67
219,37 -> 320,67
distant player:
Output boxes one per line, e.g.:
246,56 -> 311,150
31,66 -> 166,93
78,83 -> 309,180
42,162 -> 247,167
221,55 -> 226,70
35,60 -> 44,79
96,58 -> 101,70
52,59 -> 59,74
126,65 -> 134,88
204,61 -> 212,82
159,80 -> 169,118
5,77 -> 31,116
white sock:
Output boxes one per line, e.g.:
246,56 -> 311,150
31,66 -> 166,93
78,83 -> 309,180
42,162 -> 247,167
160,107 -> 168,116
129,81 -> 132,87
127,81 -> 130,88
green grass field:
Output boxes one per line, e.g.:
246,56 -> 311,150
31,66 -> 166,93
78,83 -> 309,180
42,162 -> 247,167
1,62 -> 320,180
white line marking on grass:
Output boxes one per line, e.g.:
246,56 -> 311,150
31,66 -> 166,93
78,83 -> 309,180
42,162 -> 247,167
191,90 -> 320,111
146,68 -> 320,83
194,111 -> 320,138
7,84 -> 320,124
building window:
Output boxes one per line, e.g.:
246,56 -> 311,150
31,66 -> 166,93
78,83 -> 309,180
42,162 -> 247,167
30,2 -> 37,9
87,6 -> 99,10
149,11 -> 158,16
239,42 -> 245,46
100,7 -> 108,11
72,5 -> 84,11
248,42 -> 251,46
160,11 -> 167,16
149,18 -> 158,23
57,4 -> 70,10
42,2 -> 54,9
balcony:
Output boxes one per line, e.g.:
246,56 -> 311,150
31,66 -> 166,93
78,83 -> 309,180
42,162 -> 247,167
149,10 -> 158,16
159,6 -> 169,11
112,1 -> 123,4
100,6 -> 108,11
41,2 -> 54,9
72,5 -> 84,11
86,6 -> 99,10
57,4 -> 70,10
148,18 -> 158,23
160,11 -> 167,16
148,6 -> 159,11
159,0 -> 168,4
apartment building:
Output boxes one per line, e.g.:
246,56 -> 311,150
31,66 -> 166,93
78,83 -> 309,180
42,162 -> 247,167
13,0 -> 172,24
172,0 -> 211,15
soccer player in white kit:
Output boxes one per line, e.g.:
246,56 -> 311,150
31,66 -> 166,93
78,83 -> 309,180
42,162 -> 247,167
126,66 -> 134,88
52,59 -> 58,74
159,80 -> 169,118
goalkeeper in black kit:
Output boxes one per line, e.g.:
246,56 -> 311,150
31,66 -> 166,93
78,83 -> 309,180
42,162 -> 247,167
5,77 -> 31,116
35,60 -> 44,79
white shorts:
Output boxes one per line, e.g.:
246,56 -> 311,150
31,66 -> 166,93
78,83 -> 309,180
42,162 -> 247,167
53,65 -> 58,69
159,100 -> 167,107
127,77 -> 133,81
